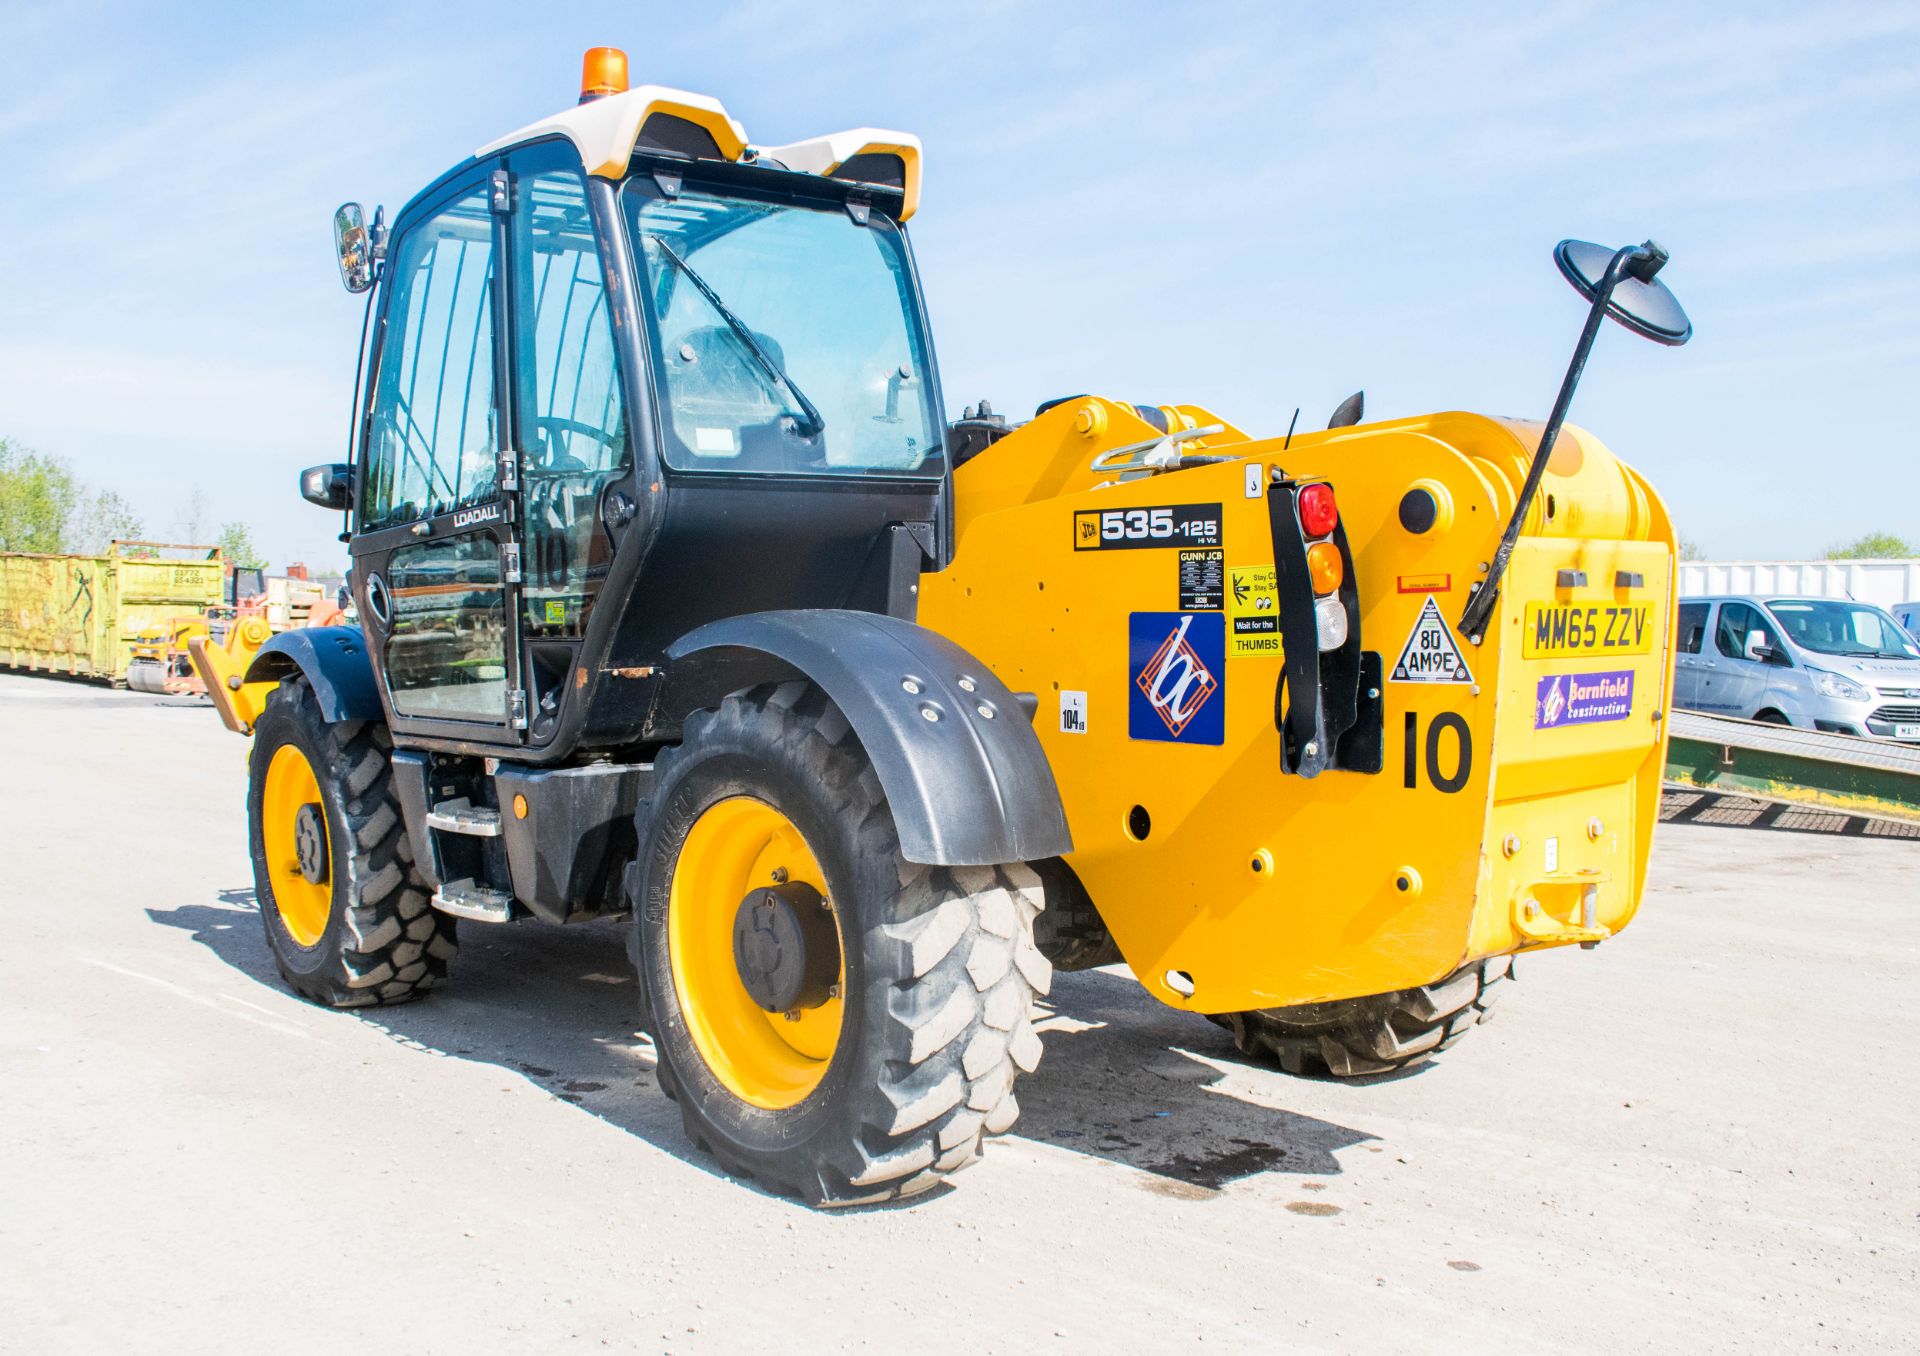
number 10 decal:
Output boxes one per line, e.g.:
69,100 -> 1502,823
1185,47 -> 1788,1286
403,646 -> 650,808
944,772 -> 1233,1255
1404,712 -> 1473,793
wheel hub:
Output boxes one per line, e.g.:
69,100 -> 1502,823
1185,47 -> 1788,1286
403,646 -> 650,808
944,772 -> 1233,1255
294,802 -> 330,885
732,881 -> 840,1014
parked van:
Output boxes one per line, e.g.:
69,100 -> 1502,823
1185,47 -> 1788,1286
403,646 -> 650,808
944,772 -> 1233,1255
1674,595 -> 1920,740
1893,601 -> 1920,642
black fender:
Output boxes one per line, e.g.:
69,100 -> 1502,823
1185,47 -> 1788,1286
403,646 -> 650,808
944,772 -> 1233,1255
665,610 -> 1072,868
243,627 -> 384,724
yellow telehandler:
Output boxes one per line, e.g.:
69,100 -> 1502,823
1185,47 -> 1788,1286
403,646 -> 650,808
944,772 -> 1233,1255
198,47 -> 1690,1204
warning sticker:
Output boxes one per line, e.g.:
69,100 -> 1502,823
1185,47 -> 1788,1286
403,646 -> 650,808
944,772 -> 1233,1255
1178,549 -> 1224,610
1391,596 -> 1474,684
1227,565 -> 1280,658
1060,690 -> 1088,734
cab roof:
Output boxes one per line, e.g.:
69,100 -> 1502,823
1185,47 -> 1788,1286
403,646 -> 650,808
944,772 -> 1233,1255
476,83 -> 923,220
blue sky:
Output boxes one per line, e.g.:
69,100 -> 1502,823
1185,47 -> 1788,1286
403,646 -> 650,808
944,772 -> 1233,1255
1,0 -> 1914,571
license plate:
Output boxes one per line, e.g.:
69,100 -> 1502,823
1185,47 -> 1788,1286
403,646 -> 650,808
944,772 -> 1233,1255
1522,603 -> 1654,658
1896,723 -> 1920,740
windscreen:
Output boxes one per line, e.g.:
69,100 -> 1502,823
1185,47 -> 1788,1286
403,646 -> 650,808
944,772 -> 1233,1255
625,181 -> 942,477
1764,600 -> 1920,659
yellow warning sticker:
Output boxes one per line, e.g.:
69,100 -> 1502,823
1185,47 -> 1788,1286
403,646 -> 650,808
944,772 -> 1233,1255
1227,565 -> 1280,658
544,599 -> 567,625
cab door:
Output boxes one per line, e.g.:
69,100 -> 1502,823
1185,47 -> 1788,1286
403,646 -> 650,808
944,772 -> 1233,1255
500,144 -> 637,739
353,169 -> 527,740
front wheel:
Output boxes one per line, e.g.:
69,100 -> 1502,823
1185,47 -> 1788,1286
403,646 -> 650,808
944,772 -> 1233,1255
630,683 -> 1052,1206
247,675 -> 457,1007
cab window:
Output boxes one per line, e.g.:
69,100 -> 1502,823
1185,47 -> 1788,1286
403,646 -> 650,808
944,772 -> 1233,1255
626,181 -> 942,477
362,186 -> 499,530
512,166 -> 631,636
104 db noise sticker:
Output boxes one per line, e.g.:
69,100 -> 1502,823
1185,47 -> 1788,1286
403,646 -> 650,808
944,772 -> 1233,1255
1391,596 -> 1475,685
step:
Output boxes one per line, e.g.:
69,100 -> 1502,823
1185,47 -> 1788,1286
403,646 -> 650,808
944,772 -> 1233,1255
425,798 -> 502,837
430,879 -> 514,923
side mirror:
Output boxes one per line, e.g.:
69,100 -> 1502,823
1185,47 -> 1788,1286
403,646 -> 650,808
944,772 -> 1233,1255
1743,631 -> 1779,664
301,464 -> 353,511
333,203 -> 375,294
1553,239 -> 1693,346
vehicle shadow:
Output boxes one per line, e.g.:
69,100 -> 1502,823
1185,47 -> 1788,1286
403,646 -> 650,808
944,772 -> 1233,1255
151,889 -> 1374,1204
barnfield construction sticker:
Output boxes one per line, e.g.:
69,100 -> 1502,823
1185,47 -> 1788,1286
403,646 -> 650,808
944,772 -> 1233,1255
1391,596 -> 1474,684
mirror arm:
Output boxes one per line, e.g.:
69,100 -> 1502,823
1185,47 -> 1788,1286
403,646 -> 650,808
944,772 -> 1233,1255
1458,243 -> 1646,644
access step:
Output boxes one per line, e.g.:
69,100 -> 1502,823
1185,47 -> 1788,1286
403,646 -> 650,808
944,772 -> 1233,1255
425,799 -> 502,837
431,879 -> 514,923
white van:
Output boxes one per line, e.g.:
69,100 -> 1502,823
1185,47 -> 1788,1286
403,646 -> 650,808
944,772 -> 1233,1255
1674,595 -> 1920,740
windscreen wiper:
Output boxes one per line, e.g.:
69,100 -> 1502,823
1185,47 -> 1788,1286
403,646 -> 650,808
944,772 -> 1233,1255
646,234 -> 825,437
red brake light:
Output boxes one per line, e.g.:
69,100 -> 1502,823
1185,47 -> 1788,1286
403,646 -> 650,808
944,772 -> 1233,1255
1298,482 -> 1338,538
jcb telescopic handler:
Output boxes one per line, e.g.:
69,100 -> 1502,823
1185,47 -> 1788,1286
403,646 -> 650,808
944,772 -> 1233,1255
197,47 -> 1692,1205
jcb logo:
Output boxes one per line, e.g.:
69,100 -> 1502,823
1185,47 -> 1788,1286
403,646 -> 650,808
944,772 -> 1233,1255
1073,503 -> 1221,551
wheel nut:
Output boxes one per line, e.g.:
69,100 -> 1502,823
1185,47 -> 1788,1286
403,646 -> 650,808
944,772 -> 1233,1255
771,867 -> 789,884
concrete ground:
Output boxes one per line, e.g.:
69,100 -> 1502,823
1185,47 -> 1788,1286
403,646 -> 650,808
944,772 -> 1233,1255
1,671 -> 1915,1354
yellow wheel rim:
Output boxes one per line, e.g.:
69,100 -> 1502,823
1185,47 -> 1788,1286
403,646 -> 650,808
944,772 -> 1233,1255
262,742 -> 333,947
669,796 -> 845,1110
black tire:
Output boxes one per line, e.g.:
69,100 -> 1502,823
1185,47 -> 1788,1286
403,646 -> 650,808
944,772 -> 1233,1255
1031,857 -> 1122,972
1754,710 -> 1790,725
1214,956 -> 1511,1077
247,674 -> 457,1008
629,682 -> 1051,1207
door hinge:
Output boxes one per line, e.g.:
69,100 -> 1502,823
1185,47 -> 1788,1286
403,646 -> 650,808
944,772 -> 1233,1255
498,450 -> 519,493
502,542 -> 522,583
490,170 -> 512,215
510,690 -> 528,730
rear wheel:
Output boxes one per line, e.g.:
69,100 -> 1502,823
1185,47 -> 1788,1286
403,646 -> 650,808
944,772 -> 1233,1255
630,683 -> 1051,1206
247,675 -> 457,1007
1214,956 -> 1511,1077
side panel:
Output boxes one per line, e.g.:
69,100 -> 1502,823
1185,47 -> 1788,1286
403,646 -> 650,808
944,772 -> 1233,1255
920,406 -> 1676,1013
665,610 -> 1071,867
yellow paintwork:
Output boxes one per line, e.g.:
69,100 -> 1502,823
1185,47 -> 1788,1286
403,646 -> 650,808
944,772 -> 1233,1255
189,616 -> 274,735
128,614 -> 210,666
920,397 -> 1676,1014
669,797 -> 845,1109
261,741 -> 332,947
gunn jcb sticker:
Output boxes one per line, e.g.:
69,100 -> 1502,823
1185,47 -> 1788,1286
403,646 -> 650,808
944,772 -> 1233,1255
1075,504 -> 1221,551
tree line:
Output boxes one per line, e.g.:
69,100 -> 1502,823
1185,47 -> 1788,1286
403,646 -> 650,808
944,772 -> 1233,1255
0,436 -> 266,568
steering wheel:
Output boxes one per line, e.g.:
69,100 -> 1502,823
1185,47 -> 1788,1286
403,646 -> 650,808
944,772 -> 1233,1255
533,415 -> 619,469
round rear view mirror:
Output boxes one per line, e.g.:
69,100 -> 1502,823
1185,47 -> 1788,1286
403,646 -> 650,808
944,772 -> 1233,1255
333,202 -> 374,294
1554,239 -> 1692,345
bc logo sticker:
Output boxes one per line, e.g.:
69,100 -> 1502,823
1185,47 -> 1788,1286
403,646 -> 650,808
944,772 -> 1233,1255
1129,612 -> 1225,744
1535,670 -> 1634,728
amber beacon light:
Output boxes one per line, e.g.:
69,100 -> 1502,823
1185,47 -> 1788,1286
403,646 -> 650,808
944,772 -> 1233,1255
580,47 -> 630,102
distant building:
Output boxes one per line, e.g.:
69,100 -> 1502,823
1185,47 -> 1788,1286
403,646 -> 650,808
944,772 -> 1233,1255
1679,559 -> 1920,608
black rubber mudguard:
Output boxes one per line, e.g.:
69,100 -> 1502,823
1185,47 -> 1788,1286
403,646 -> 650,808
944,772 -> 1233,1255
664,610 -> 1073,867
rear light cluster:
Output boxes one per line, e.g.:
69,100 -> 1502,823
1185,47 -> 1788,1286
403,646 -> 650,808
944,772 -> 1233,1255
1297,482 -> 1348,652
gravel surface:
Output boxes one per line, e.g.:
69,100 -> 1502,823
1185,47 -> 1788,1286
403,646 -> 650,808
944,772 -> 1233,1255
2,672 -> 1915,1353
